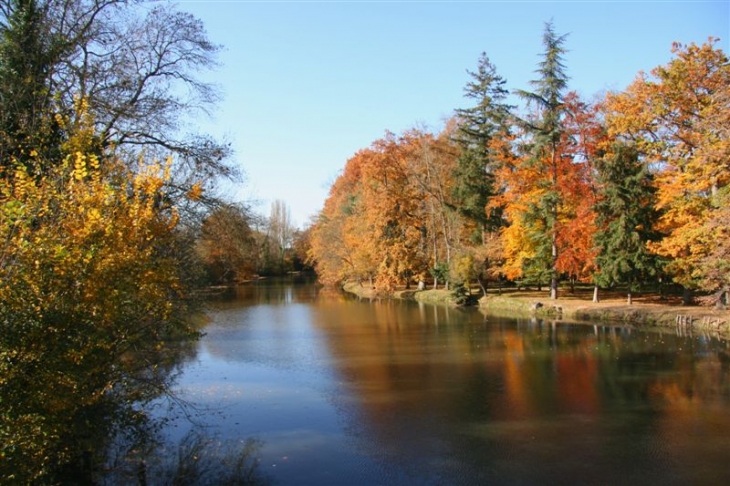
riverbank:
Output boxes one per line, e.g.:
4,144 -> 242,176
342,282 -> 730,338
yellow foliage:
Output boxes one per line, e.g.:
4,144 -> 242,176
0,145 -> 186,480
187,181 -> 204,200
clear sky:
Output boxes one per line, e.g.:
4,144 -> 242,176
175,0 -> 729,228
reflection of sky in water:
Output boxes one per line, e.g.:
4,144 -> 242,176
168,297 -> 409,485
162,282 -> 730,485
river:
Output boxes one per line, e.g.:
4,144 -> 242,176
154,278 -> 730,485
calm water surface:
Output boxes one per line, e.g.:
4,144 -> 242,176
165,279 -> 730,485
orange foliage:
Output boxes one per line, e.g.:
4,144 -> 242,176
604,38 -> 730,290
496,92 -> 602,284
309,129 -> 461,290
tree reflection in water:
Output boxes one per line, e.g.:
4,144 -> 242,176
103,429 -> 270,486
0,316 -> 269,485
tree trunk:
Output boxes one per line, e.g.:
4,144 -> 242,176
593,285 -> 599,303
477,276 -> 487,297
627,291 -> 632,305
550,236 -> 559,300
682,287 -> 693,306
550,146 -> 559,301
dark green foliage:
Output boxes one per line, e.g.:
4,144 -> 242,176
430,261 -> 449,288
452,147 -> 501,240
451,281 -> 475,306
453,53 -> 512,236
515,21 -> 570,152
593,142 -> 662,292
454,52 -> 512,162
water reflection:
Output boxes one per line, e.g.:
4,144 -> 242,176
102,429 -> 270,485
165,280 -> 730,485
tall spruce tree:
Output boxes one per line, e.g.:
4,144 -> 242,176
514,21 -> 570,299
593,142 -> 662,304
452,52 -> 512,240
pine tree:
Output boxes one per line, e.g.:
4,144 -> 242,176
514,20 -> 570,300
593,142 -> 662,304
452,53 -> 512,239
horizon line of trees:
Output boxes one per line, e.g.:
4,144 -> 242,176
196,198 -> 312,284
307,23 -> 729,306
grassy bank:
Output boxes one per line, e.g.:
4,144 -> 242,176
342,281 -> 730,338
481,289 -> 730,337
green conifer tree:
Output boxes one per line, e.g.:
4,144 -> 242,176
452,52 -> 512,240
593,142 -> 662,304
514,20 -> 570,300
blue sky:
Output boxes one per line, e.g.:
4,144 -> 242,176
176,0 -> 729,228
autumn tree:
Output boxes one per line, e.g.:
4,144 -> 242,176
308,129 -> 459,291
0,112 -> 199,482
308,150 -> 373,286
604,38 -> 730,303
291,225 -> 314,272
358,132 -> 427,291
554,92 -> 603,291
500,21 -> 570,298
0,0 -> 234,194
408,128 -> 461,289
593,142 -> 662,304
196,203 -> 257,283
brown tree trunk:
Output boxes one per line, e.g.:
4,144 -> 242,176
550,234 -> 559,300
550,147 -> 559,301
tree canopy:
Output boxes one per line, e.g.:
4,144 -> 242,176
308,33 -> 729,306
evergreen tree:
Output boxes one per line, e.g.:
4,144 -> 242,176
452,52 -> 512,239
593,142 -> 662,304
514,21 -> 570,299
